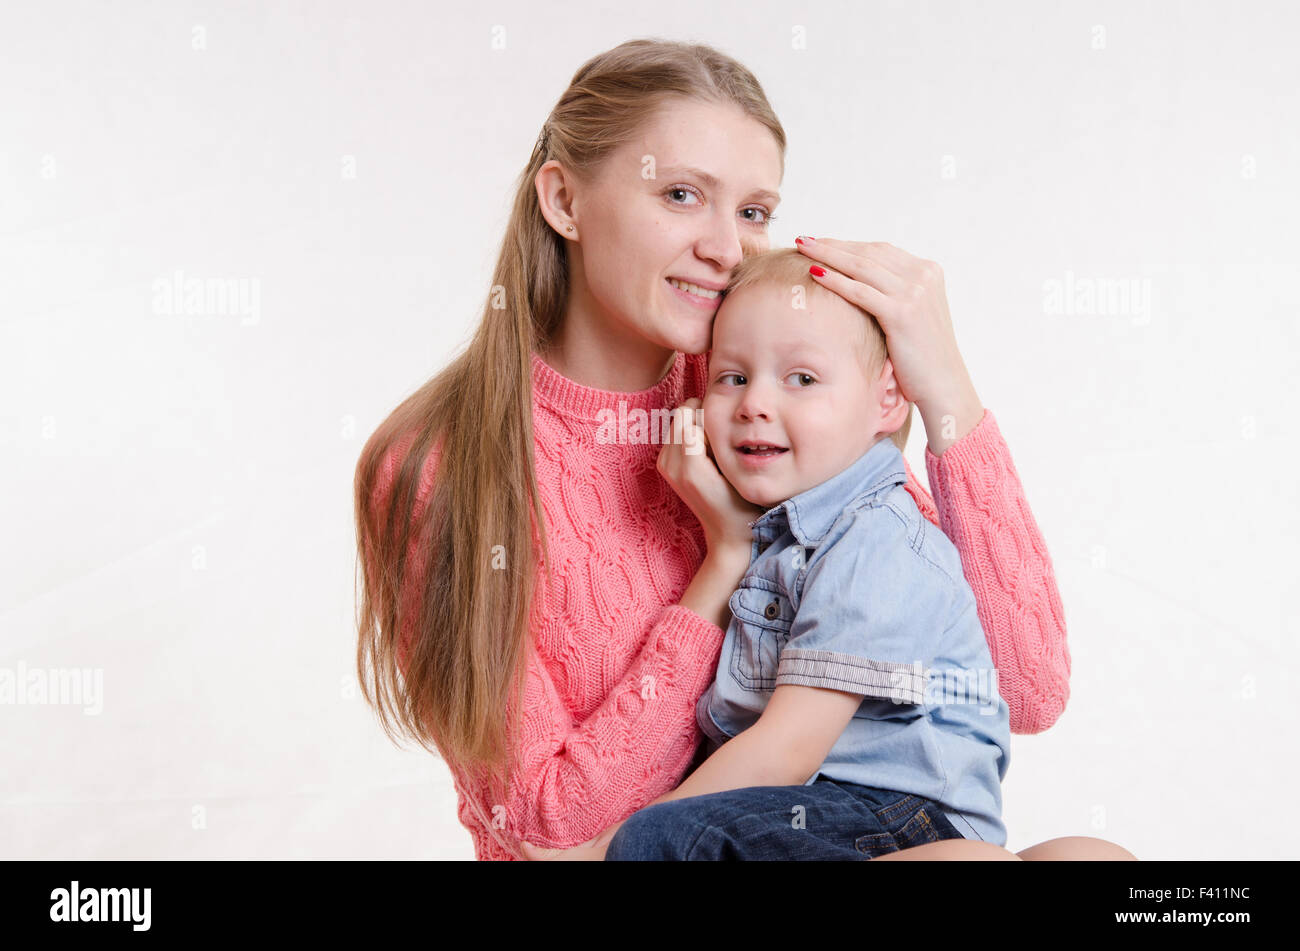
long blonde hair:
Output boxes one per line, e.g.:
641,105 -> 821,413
353,39 -> 787,789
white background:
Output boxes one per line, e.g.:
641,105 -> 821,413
2,0 -> 1296,860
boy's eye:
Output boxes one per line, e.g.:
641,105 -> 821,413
786,372 -> 815,387
718,372 -> 747,386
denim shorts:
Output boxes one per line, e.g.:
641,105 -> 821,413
604,776 -> 967,861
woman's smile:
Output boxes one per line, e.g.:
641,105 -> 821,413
666,276 -> 725,311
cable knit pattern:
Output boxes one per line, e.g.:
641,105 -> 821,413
919,410 -> 1072,734
365,349 -> 1070,860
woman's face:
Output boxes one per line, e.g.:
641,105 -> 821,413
554,98 -> 784,357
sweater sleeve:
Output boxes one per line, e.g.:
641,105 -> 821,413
364,432 -> 726,860
464,605 -> 726,859
899,409 -> 1071,735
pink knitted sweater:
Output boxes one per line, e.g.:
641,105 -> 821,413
368,349 -> 1070,860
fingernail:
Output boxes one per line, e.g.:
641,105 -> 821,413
809,265 -> 826,277
796,236 -> 815,243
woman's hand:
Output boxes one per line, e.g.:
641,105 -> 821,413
795,238 -> 984,451
519,821 -> 624,861
657,397 -> 762,554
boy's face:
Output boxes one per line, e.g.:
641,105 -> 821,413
702,282 -> 891,508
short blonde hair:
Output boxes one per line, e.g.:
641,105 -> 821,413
722,247 -> 913,450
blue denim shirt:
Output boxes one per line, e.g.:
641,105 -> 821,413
696,437 -> 1011,845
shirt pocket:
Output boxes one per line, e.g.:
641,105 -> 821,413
727,578 -> 794,692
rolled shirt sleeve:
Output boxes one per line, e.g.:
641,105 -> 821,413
775,504 -> 953,706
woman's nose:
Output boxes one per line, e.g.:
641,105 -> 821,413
695,210 -> 744,273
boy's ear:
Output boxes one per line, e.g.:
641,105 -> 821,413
876,358 -> 912,433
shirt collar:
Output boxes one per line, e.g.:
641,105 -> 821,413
752,438 -> 908,547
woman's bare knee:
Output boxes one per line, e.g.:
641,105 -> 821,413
870,839 -> 1022,861
1016,836 -> 1138,861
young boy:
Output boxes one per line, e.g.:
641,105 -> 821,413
603,247 -> 1011,860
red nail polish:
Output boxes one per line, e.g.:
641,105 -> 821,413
809,265 -> 826,277
795,236 -> 805,245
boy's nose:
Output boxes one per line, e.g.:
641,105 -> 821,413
736,390 -> 772,420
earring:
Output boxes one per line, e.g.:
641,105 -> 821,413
566,225 -> 574,232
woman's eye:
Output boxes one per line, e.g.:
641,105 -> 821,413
666,186 -> 702,206
665,187 -> 772,227
786,372 -> 815,387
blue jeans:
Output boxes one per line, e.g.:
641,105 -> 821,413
604,777 -> 966,860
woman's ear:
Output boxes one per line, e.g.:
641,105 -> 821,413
535,160 -> 580,239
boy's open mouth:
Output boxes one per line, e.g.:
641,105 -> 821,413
736,442 -> 788,456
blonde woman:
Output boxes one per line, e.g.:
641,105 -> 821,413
354,38 -> 1134,861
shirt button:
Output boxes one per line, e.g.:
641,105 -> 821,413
764,600 -> 780,620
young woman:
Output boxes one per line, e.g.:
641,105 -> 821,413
354,38 -> 1133,861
